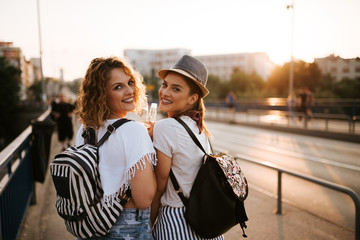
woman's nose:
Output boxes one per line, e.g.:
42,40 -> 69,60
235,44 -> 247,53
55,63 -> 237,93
161,87 -> 169,96
126,85 -> 135,94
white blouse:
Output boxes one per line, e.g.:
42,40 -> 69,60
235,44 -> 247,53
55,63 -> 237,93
153,116 -> 210,208
76,119 -> 156,206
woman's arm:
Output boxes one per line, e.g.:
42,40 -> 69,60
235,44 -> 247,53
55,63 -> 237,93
130,154 -> 157,209
150,149 -> 172,226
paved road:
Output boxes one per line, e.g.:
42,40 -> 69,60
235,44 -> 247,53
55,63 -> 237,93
207,120 -> 360,231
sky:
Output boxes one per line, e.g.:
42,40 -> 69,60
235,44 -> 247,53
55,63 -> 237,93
1,0 -> 360,81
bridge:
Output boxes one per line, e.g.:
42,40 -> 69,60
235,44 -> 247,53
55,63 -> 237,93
1,105 -> 359,240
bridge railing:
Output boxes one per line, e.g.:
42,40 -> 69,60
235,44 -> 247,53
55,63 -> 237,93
206,106 -> 359,134
205,98 -> 360,116
0,109 -> 51,240
234,154 -> 360,240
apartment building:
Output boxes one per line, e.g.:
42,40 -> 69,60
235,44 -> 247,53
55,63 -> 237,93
195,52 -> 275,81
124,48 -> 275,82
124,48 -> 191,77
314,54 -> 360,82
0,42 -> 40,100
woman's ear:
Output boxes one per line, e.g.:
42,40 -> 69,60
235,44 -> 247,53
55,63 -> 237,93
187,93 -> 199,105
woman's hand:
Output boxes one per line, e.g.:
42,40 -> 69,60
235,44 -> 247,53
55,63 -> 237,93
146,121 -> 154,140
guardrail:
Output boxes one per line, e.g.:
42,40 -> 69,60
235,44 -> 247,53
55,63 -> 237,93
234,154 -> 360,240
205,98 -> 360,116
0,109 -> 51,240
206,106 -> 359,134
247,109 -> 358,132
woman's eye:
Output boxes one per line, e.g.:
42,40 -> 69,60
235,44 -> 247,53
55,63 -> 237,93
161,82 -> 167,88
129,79 -> 135,86
114,84 -> 123,90
173,88 -> 180,92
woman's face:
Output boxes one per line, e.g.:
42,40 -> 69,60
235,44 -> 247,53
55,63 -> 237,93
106,68 -> 136,118
159,72 -> 198,117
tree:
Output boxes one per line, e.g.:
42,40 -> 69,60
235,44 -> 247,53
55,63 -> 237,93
267,61 -> 322,96
143,75 -> 159,101
228,70 -> 265,98
206,74 -> 228,99
67,78 -> 82,95
29,80 -> 42,101
333,78 -> 360,98
0,57 -> 21,150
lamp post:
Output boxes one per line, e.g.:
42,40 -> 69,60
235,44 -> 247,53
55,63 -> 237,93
37,0 -> 46,110
287,0 -> 295,97
286,0 -> 295,119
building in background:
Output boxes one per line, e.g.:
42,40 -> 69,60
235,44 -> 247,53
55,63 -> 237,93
30,57 -> 42,83
0,42 -> 41,100
124,48 -> 275,82
314,54 -> 360,82
124,48 -> 191,77
196,52 -> 275,81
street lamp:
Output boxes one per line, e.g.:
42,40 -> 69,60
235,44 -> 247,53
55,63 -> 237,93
287,0 -> 295,97
37,0 -> 46,110
286,0 -> 295,118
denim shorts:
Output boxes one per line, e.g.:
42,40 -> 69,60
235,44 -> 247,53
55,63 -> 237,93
76,208 -> 153,240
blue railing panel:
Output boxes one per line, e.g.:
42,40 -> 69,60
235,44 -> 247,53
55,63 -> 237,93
0,137 -> 33,240
0,109 -> 51,240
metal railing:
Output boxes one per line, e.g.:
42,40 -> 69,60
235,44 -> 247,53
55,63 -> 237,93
0,109 -> 51,240
234,154 -> 360,240
206,106 -> 359,134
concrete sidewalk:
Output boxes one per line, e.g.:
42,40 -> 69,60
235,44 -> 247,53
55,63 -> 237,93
18,123 -> 355,240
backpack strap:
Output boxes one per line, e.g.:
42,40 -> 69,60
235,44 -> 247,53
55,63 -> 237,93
174,117 -> 207,154
96,119 -> 131,147
169,169 -> 189,207
82,128 -> 96,145
174,117 -> 248,237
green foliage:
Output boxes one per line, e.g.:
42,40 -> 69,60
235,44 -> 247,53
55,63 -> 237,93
266,61 -> 322,96
333,78 -> 360,98
207,70 -> 267,99
67,78 -> 82,95
228,70 -> 265,98
206,74 -> 228,99
29,80 -> 42,101
0,57 -> 21,149
143,75 -> 159,101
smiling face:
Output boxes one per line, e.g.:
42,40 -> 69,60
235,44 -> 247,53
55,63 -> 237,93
158,72 -> 198,117
106,68 -> 136,118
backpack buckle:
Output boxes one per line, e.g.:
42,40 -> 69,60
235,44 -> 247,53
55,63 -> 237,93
107,124 -> 115,134
175,188 -> 183,194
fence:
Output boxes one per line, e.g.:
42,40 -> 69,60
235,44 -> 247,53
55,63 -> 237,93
206,98 -> 360,116
0,109 -> 52,240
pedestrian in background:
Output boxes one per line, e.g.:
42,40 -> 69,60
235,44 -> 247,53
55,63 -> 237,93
305,87 -> 313,119
298,87 -> 313,121
75,57 -> 157,240
226,90 -> 236,121
150,55 -> 224,240
51,94 -> 75,150
287,91 -> 297,120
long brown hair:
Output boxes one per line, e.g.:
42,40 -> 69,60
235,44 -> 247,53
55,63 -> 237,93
76,57 -> 146,129
174,74 -> 211,136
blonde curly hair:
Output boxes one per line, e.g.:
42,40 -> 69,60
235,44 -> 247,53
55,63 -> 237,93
76,57 -> 146,129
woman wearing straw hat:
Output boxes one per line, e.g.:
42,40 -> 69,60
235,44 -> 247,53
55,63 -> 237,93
150,55 -> 224,239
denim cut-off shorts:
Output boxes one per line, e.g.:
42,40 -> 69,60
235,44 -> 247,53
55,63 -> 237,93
76,208 -> 153,240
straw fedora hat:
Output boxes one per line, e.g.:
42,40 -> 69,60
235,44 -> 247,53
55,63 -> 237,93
158,55 -> 209,97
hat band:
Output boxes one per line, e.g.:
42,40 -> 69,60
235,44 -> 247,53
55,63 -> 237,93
171,65 -> 200,83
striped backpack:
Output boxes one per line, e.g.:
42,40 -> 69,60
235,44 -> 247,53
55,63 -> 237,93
50,119 -> 131,238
